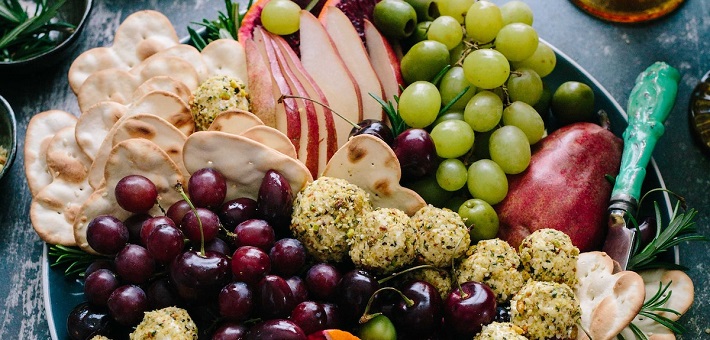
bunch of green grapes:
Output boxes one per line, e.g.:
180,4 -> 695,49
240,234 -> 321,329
376,0 -> 558,241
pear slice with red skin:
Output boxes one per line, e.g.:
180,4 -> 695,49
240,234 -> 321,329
364,18 -> 404,110
268,31 -> 338,176
320,6 -> 385,122
258,27 -> 320,178
244,39 -> 278,128
250,29 -> 302,152
299,9 -> 363,148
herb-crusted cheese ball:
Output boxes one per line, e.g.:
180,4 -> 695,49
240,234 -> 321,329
349,208 -> 416,274
519,228 -> 579,285
457,238 -> 525,303
401,267 -> 453,300
411,205 -> 470,268
290,177 -> 372,263
510,281 -> 581,340
189,75 -> 250,130
474,322 -> 527,340
129,306 -> 197,340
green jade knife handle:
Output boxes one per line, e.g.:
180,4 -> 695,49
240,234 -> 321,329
609,62 -> 681,214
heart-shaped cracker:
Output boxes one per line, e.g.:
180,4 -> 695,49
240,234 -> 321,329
74,138 -> 185,253
24,110 -> 78,196
322,134 -> 426,216
77,55 -> 200,112
68,10 -> 180,93
182,131 -> 312,201
30,126 -> 93,246
575,251 -> 646,340
617,269 -> 694,340
76,90 -> 193,164
207,109 -> 264,135
88,112 -> 190,189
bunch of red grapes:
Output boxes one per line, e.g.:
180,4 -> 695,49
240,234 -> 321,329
67,166 -> 501,340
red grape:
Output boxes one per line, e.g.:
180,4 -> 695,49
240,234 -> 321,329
84,269 -> 120,307
393,128 -> 437,180
305,263 -> 342,302
256,275 -> 297,319
233,219 -> 276,251
170,250 -> 231,302
231,246 -> 271,285
290,301 -> 327,335
443,281 -> 497,337
188,168 -> 227,209
219,281 -> 254,322
257,170 -> 294,232
269,238 -> 306,277
140,216 -> 176,246
145,224 -> 185,264
114,244 -> 155,284
212,322 -> 248,340
219,197 -> 258,229
86,215 -> 129,255
181,207 -> 220,244
66,302 -> 113,340
245,319 -> 306,340
114,175 -> 158,213
107,285 -> 148,326
166,200 -> 191,226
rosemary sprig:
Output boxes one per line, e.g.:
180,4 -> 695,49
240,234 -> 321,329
627,201 -> 708,271
0,0 -> 75,62
48,244 -> 107,277
370,92 -> 407,136
625,281 -> 686,340
187,0 -> 252,50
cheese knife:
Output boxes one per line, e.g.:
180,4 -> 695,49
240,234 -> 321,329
602,61 -> 680,270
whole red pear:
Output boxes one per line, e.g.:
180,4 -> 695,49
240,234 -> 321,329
495,122 -> 623,252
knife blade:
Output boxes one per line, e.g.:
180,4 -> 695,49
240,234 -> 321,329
602,61 -> 680,269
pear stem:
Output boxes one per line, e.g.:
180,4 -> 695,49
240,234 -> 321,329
279,94 -> 359,128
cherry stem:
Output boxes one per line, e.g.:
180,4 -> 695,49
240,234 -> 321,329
174,182 -> 206,256
359,286 -> 414,324
377,264 -> 436,285
279,94 -> 359,128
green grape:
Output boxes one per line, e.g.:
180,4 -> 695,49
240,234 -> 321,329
458,198 -> 499,242
439,66 -> 476,112
502,101 -> 545,144
500,0 -> 534,25
488,125 -> 531,174
551,81 -> 595,125
260,0 -> 301,35
494,23 -> 538,62
430,119 -> 475,158
464,0 -> 503,43
506,67 -> 543,106
462,49 -> 510,89
398,81 -> 441,128
428,15 -> 464,50
464,90 -> 503,132
439,0 -> 475,23
533,83 -> 552,119
512,42 -> 557,77
405,21 -> 431,47
436,158 -> 468,191
433,111 -> 464,126
467,159 -> 508,205
400,40 -> 451,84
405,174 -> 453,207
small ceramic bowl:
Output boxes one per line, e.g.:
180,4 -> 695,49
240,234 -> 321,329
0,95 -> 17,182
0,0 -> 93,74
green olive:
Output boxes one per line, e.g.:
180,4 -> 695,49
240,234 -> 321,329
551,81 -> 595,125
404,21 -> 431,48
458,198 -> 499,242
373,0 -> 418,40
400,40 -> 450,84
404,0 -> 440,21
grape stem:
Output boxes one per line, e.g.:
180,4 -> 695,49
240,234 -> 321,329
377,264 -> 436,285
359,286 -> 414,324
279,94 -> 359,128
174,182 -> 207,256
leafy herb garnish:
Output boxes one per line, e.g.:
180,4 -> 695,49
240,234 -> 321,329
49,245 -> 107,277
370,93 -> 407,136
0,0 -> 75,62
627,201 -> 708,271
626,281 -> 686,340
187,0 -> 252,50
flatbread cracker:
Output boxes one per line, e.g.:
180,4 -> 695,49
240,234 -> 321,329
24,110 -> 78,196
133,76 -> 192,106
182,131 -> 312,201
74,138 -> 185,253
618,269 -> 694,340
201,39 -> 249,86
68,10 -> 179,92
30,125 -> 93,246
240,125 -> 297,159
75,101 -> 126,160
207,109 -> 264,134
575,251 -> 646,340
322,134 -> 426,216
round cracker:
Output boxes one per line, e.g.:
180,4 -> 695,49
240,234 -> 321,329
207,109 -> 264,135
24,110 -> 77,196
133,76 -> 192,106
240,125 -> 297,159
201,39 -> 249,87
182,131 -> 312,201
45,126 -> 92,183
30,177 -> 93,246
75,101 -> 127,160
322,134 -> 426,216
